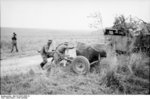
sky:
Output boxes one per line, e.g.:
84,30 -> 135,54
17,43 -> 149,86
1,0 -> 150,30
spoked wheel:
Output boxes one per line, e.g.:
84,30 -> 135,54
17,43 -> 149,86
71,56 -> 90,75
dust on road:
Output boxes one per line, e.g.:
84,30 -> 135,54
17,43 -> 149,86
1,55 -> 45,76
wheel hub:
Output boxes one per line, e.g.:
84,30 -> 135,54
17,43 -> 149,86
71,56 -> 90,75
76,63 -> 85,71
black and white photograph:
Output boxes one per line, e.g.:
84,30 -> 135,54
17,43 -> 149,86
0,0 -> 150,96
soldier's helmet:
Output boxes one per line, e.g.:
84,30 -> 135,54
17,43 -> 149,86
64,42 -> 69,46
13,32 -> 16,35
48,39 -> 52,44
48,39 -> 52,42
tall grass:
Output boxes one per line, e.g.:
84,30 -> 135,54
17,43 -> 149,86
1,52 -> 149,94
100,52 -> 150,94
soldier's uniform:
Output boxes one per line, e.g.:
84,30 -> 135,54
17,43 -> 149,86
11,33 -> 18,52
53,44 -> 68,64
40,41 -> 55,68
53,43 -> 74,65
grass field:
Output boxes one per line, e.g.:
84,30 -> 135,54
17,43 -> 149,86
1,27 -> 104,59
0,27 -> 149,94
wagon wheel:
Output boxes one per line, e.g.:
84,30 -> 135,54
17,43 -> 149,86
71,56 -> 90,75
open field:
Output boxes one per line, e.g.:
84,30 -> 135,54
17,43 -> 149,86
0,27 -> 149,94
0,27 -> 104,59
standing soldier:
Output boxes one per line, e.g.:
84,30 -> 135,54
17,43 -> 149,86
40,40 -> 55,69
11,32 -> 18,52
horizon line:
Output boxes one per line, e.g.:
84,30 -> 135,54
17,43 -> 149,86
0,26 -> 100,31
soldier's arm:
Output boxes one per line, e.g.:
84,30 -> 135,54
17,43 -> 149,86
44,46 -> 49,53
56,50 -> 65,59
51,42 -> 56,51
66,46 -> 74,49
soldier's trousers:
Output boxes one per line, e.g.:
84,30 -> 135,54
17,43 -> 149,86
11,43 -> 18,52
53,52 -> 62,64
40,52 -> 54,68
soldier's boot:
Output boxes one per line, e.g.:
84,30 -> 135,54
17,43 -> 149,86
40,62 -> 46,69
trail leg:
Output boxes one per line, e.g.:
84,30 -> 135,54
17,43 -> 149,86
96,54 -> 101,73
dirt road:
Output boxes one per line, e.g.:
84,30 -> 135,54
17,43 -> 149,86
1,55 -> 47,76
1,54 -> 108,94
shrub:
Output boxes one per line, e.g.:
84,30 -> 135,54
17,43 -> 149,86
100,52 -> 150,94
